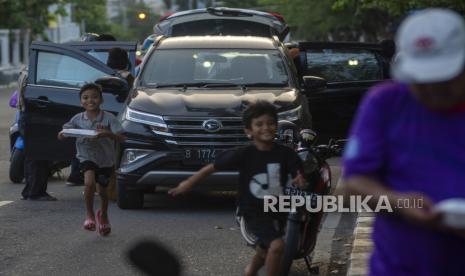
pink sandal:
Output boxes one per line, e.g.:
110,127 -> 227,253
83,218 -> 96,231
96,209 -> 111,236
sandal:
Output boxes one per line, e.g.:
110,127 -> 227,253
83,218 -> 96,231
96,209 -> 111,236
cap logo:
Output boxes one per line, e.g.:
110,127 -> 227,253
415,37 -> 434,51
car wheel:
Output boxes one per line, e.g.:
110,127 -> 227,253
9,147 -> 25,183
239,216 -> 258,246
117,181 -> 144,209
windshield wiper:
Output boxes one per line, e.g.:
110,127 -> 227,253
201,82 -> 245,89
242,82 -> 288,88
150,82 -> 246,90
147,83 -> 188,88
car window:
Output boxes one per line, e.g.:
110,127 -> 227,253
85,49 -> 134,68
141,49 -> 288,86
172,19 -> 272,37
36,51 -> 109,88
86,50 -> 110,64
305,49 -> 382,82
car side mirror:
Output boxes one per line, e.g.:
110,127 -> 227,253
302,76 -> 326,93
95,76 -> 129,96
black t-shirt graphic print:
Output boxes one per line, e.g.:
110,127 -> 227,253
214,143 -> 302,215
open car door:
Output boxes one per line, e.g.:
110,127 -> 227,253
22,41 -> 136,161
297,42 -> 389,142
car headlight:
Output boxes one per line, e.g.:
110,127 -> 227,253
125,107 -> 167,128
278,105 -> 302,122
120,148 -> 154,166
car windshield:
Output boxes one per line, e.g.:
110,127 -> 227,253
141,49 -> 289,87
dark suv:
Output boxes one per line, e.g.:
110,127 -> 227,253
117,36 -> 312,208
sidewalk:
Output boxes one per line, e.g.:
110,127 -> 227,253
346,212 -> 375,276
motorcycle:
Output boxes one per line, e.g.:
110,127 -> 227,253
238,121 -> 342,275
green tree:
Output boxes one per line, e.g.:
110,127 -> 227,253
259,0 -> 387,41
333,0 -> 465,17
69,0 -> 110,34
0,0 -> 113,39
110,1 -> 160,42
220,0 -> 260,8
0,0 -> 64,36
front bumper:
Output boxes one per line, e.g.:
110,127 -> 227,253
117,150 -> 238,191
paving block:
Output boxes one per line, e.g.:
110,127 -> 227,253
355,227 -> 372,234
353,239 -> 373,247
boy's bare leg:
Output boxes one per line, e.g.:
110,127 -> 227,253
245,246 -> 265,276
99,185 -> 109,223
84,170 -> 96,219
264,238 -> 284,276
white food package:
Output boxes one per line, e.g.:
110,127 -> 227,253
435,198 -> 465,229
62,128 -> 97,138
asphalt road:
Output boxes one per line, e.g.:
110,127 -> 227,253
0,87 -> 356,276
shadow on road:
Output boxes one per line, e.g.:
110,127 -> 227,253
142,191 -> 237,212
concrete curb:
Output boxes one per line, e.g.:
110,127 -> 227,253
346,212 -> 375,276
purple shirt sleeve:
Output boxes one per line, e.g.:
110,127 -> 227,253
342,82 -> 394,179
9,90 -> 18,108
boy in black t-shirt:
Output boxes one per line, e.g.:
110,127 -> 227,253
169,101 -> 305,276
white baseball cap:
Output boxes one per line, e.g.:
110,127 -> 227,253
392,8 -> 465,83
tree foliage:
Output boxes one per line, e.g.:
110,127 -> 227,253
110,1 -> 160,42
258,0 -> 390,41
0,0 -> 63,35
333,0 -> 465,17
220,0 -> 261,8
0,0 -> 110,38
69,0 -> 110,34
2,0 -> 464,43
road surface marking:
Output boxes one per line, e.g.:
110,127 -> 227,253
0,201 -> 13,207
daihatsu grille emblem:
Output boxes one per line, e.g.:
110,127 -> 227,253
202,119 -> 222,132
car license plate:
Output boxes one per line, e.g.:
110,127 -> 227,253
184,148 -> 220,164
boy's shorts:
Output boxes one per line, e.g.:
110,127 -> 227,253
80,161 -> 113,188
243,212 -> 285,249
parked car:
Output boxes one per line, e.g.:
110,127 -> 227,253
116,35 -> 314,208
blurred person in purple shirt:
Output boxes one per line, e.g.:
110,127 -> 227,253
343,9 -> 465,276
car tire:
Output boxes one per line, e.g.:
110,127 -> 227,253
117,181 -> 144,209
9,147 -> 25,183
239,216 -> 258,247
